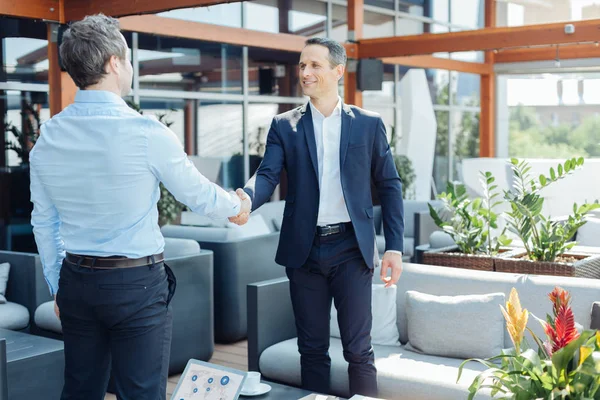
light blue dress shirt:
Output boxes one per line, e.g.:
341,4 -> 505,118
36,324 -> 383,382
30,90 -> 241,295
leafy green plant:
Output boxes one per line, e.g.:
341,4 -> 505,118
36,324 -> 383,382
428,181 -> 485,254
504,158 -> 600,262
429,175 -> 511,255
458,287 -> 600,400
126,101 -> 187,226
5,101 -> 41,164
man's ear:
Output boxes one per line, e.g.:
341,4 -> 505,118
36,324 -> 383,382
336,64 -> 345,81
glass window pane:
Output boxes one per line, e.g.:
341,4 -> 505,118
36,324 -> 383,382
433,110 -> 450,194
197,102 -> 244,189
364,11 -> 395,39
496,0 -> 600,27
452,111 -> 480,180
1,18 -> 49,84
366,0 -> 395,11
451,0 -> 483,30
427,69 -> 450,105
3,90 -> 49,167
157,4 -> 242,27
452,72 -> 480,106
248,48 -> 302,98
505,73 -> 600,159
244,1 -> 280,33
137,33 -> 242,94
289,0 -> 327,36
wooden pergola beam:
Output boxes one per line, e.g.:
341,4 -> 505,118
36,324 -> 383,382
359,18 -> 600,58
118,15 -> 306,53
480,0 -> 496,158
495,43 -> 600,63
382,56 -> 492,75
344,0 -> 363,108
0,0 -> 61,21
64,0 -> 240,22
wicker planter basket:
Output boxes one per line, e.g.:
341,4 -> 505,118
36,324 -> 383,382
422,246 -> 516,272
495,251 -> 600,278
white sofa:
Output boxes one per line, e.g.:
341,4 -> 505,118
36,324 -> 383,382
248,263 -> 600,400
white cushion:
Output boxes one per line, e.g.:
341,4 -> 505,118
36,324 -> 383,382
259,338 -> 491,400
405,291 -> 505,359
34,301 -> 62,333
180,211 -> 229,227
331,284 -> 400,346
0,301 -> 30,330
576,217 -> 600,247
0,262 -> 9,304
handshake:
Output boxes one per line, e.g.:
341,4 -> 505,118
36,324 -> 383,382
228,188 -> 252,226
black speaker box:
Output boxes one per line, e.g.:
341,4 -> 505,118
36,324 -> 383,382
357,59 -> 383,91
258,68 -> 275,94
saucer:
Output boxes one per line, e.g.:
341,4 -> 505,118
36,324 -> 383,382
240,382 -> 272,396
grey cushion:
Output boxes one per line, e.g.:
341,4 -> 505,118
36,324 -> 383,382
402,200 -> 434,238
429,231 -> 455,249
592,302 -> 600,330
163,238 -> 201,259
34,301 -> 62,333
0,262 -> 9,304
252,201 -> 284,232
405,291 -> 506,359
0,301 -> 30,330
394,264 -> 519,347
259,338 -> 490,400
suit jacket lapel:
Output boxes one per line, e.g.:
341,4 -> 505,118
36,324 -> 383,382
299,103 -> 319,180
340,103 -> 354,170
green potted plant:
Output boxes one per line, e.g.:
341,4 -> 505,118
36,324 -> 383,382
126,101 -> 187,226
458,286 -> 600,399
5,101 -> 40,165
425,173 -> 512,271
495,158 -> 600,277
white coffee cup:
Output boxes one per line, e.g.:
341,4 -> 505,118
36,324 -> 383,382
244,371 -> 261,393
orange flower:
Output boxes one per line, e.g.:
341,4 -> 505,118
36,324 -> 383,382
548,286 -> 571,318
501,288 -> 528,354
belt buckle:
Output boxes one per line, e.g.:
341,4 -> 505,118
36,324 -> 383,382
320,225 -> 338,236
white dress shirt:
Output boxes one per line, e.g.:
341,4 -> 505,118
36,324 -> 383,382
309,97 -> 403,257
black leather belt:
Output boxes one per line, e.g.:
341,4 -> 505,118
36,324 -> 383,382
65,252 -> 164,269
316,222 -> 353,237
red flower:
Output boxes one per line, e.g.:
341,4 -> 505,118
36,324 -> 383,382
544,287 -> 579,354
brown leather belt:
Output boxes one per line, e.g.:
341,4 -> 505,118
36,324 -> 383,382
65,252 -> 164,269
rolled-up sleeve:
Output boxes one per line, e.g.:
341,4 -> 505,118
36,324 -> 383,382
145,118 -> 241,219
30,158 -> 65,296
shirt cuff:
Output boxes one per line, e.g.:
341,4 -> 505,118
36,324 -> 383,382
385,250 -> 403,256
228,192 -> 242,216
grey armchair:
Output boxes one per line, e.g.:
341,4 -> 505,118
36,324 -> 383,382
0,251 -> 48,331
162,219 -> 285,343
374,200 -> 442,262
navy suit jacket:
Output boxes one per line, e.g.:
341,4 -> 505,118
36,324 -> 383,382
244,102 -> 404,269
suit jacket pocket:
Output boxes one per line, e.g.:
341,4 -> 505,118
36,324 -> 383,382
365,207 -> 374,219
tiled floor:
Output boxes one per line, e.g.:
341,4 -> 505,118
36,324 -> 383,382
103,340 -> 249,399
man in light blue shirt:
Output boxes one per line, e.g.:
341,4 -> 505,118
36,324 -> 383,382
30,14 -> 250,400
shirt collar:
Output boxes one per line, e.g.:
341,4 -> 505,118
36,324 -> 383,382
74,90 -> 128,106
309,96 -> 342,119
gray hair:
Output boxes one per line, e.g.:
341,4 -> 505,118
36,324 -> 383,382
305,38 -> 347,68
59,14 -> 128,89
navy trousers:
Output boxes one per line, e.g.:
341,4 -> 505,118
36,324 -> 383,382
286,228 -> 377,397
56,257 -> 176,400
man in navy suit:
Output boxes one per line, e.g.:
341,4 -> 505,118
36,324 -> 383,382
233,38 -> 404,397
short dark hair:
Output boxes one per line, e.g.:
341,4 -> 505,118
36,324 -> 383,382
59,14 -> 128,89
304,38 -> 347,68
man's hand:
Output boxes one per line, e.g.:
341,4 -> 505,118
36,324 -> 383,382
228,189 -> 251,225
380,252 -> 403,288
54,294 -> 60,319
